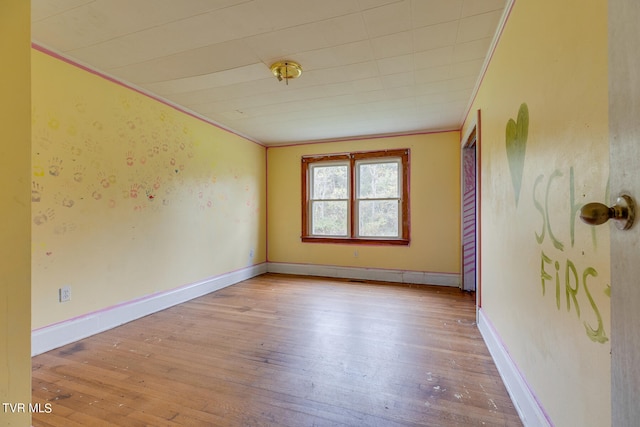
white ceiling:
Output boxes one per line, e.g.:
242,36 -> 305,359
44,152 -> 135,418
31,0 -> 507,146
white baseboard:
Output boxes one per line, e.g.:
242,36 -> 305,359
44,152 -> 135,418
477,308 -> 552,427
32,263 -> 267,356
267,262 -> 460,287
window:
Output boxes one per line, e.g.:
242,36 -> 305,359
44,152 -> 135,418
301,149 -> 410,245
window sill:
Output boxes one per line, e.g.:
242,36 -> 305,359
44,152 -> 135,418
301,236 -> 410,246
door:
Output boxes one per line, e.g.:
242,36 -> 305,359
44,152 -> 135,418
461,133 -> 477,292
609,1 -> 640,424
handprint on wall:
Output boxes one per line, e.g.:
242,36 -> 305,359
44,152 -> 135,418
32,181 -> 44,202
54,193 -> 75,208
33,208 -> 56,226
125,151 -> 135,166
48,157 -> 63,177
73,165 -> 86,183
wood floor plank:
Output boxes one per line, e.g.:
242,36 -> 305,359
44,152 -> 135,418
32,273 -> 522,426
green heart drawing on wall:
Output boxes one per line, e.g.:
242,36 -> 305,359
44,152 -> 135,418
505,103 -> 529,206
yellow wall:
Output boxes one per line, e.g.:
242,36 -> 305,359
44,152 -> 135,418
463,0 -> 610,425
0,1 -> 32,425
31,49 -> 266,329
267,133 -> 460,274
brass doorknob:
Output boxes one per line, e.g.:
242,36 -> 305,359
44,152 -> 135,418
580,194 -> 635,230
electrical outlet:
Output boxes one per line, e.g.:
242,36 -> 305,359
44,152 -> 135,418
249,249 -> 254,259
59,286 -> 71,303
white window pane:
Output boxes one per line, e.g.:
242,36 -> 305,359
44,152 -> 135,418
358,200 -> 399,237
358,162 -> 399,199
312,165 -> 348,199
312,201 -> 348,235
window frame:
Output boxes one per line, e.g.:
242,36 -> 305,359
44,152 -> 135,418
301,149 -> 410,245
308,158 -> 351,237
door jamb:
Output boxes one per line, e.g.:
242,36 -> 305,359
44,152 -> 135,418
461,110 -> 482,307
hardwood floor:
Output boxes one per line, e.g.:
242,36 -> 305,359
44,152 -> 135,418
32,274 -> 522,426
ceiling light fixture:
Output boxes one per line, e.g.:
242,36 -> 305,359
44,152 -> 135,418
270,61 -> 302,85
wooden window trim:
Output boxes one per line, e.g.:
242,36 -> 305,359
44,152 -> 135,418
301,149 -> 410,245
